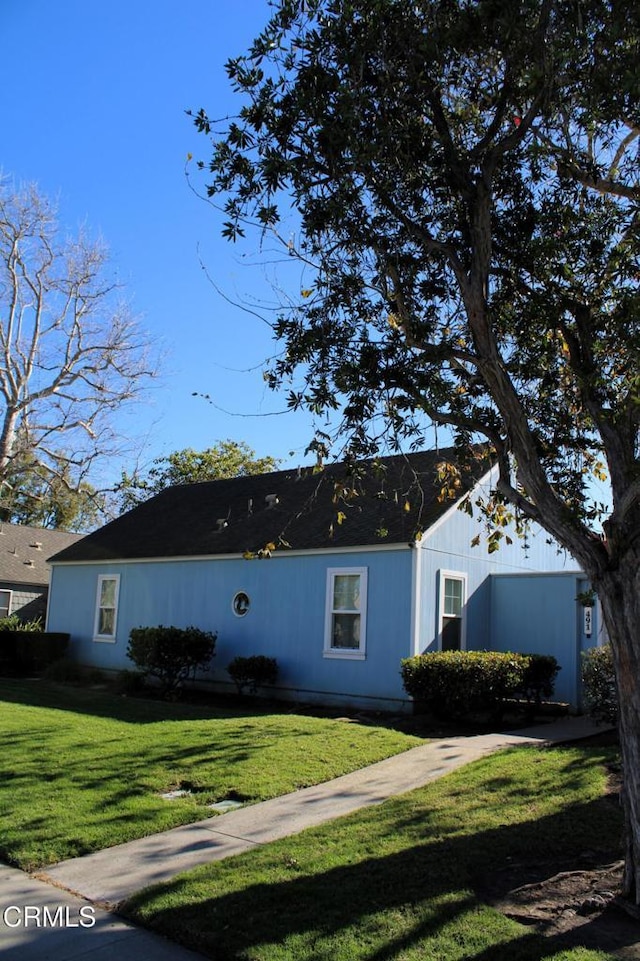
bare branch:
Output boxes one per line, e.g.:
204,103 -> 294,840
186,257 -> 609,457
0,179 -> 159,524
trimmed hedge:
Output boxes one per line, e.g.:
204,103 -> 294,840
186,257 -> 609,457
582,645 -> 617,725
0,631 -> 69,676
401,650 -> 537,719
227,655 -> 278,695
127,625 -> 217,697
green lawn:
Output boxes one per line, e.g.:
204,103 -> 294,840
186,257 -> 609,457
0,679 -> 421,870
123,742 -> 623,961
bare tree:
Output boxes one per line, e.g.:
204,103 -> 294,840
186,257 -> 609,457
0,180 -> 157,522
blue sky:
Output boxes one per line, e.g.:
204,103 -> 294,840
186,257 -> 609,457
0,0 -> 321,483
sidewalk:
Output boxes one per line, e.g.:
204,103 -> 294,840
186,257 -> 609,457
0,715 -> 608,959
0,863 -> 205,960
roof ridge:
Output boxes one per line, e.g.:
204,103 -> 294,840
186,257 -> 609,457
163,444 -> 487,493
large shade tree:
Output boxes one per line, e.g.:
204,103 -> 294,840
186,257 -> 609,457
193,0 -> 640,898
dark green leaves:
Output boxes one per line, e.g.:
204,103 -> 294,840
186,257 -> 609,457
191,0 -> 639,560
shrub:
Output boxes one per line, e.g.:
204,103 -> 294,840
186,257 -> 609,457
127,625 -> 217,698
582,645 -> 617,725
518,654 -> 561,707
0,630 -> 69,676
0,614 -> 43,632
400,650 -> 528,719
227,655 -> 278,695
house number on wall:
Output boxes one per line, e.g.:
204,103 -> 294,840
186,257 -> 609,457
584,606 -> 593,637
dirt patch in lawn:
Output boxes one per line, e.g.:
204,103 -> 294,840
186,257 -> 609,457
475,737 -> 640,959
478,857 -> 640,958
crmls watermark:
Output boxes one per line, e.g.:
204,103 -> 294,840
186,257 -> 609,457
3,904 -> 96,928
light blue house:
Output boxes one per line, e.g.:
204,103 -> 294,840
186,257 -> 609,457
46,448 -> 598,710
490,572 -> 604,707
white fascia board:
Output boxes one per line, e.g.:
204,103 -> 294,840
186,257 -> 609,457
49,541 -> 413,568
490,569 -> 584,579
409,535 -> 423,656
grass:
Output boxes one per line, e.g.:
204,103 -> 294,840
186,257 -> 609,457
123,742 -> 623,961
0,678 -> 421,870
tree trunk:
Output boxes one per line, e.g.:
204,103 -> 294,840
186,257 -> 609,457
0,407 -> 19,476
595,547 -> 640,905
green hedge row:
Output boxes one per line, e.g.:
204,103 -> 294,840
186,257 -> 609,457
400,650 -> 560,719
0,631 -> 70,676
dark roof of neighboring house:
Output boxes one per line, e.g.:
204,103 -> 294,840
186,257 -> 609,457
0,523 -> 84,586
50,446 -> 492,564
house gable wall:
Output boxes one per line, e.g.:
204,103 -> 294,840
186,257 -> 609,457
416,472 -> 575,655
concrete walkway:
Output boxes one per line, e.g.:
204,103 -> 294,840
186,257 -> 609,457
0,715 -> 608,959
0,863 -> 204,960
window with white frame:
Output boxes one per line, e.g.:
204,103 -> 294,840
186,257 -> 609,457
94,574 -> 120,642
0,589 -> 11,619
324,567 -> 367,658
438,571 -> 467,651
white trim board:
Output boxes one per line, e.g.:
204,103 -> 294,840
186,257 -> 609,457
50,541 -> 414,568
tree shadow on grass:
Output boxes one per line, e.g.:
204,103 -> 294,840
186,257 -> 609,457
0,680 -> 427,870
123,777 -> 630,961
0,677 -> 555,735
0,677 -> 253,723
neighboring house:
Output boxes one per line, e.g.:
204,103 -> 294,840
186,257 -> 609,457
46,448 -> 597,710
0,522 -> 83,623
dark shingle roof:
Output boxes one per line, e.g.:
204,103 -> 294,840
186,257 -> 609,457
50,447 -> 491,564
0,523 -> 83,585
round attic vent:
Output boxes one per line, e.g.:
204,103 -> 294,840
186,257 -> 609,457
232,591 -> 250,617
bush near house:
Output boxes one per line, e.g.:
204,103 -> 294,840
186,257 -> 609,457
227,655 -> 278,695
127,625 -> 217,698
518,653 -> 561,709
401,650 -> 530,719
582,645 -> 617,725
0,625 -> 69,677
0,615 -> 43,632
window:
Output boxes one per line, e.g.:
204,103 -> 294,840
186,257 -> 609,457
0,590 -> 11,619
324,567 -> 367,659
94,574 -> 120,642
232,591 -> 250,617
438,571 -> 466,651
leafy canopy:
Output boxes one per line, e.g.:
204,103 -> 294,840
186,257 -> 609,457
0,453 -> 103,532
118,440 -> 280,511
192,0 -> 639,578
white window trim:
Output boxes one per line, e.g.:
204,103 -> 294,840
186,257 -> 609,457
93,574 -> 120,643
437,570 -> 467,651
0,588 -> 12,619
324,566 -> 368,660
